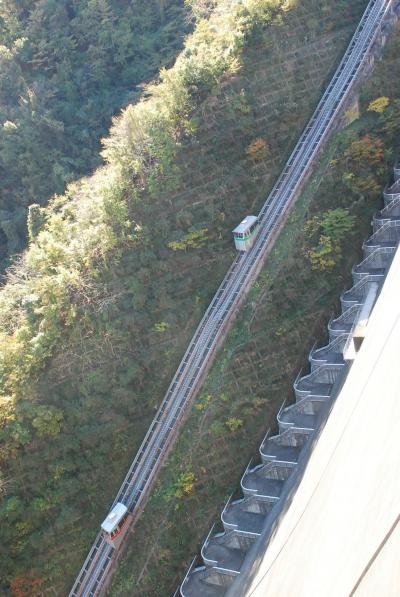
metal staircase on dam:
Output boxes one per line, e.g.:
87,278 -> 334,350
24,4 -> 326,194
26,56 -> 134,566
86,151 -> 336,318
179,165 -> 400,597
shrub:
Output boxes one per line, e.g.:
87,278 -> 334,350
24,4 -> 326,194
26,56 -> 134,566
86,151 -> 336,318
304,209 -> 355,272
367,96 -> 390,113
246,137 -> 271,162
168,228 -> 209,251
225,416 -> 244,432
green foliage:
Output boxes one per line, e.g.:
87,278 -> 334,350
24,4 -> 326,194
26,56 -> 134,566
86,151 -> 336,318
306,234 -> 337,271
304,208 -> 355,271
31,497 -> 50,513
194,393 -> 212,411
0,1 -> 293,589
109,4 -> 400,594
9,423 -> 30,447
225,416 -> 243,431
185,0 -> 218,20
379,99 -> 400,144
154,321 -> 169,333
320,208 -> 356,238
31,405 -> 63,438
332,134 -> 386,197
27,204 -> 47,242
210,420 -> 225,436
164,470 -> 196,502
168,228 -> 209,251
0,0 -> 377,593
3,496 -> 23,519
0,0 -> 189,264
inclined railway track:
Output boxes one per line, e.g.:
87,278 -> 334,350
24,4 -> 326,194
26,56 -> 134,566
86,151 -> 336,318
69,1 -> 396,594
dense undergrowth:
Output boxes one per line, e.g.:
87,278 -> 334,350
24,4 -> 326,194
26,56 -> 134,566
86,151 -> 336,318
0,0 -> 189,264
109,18 -> 400,597
0,0 -> 387,594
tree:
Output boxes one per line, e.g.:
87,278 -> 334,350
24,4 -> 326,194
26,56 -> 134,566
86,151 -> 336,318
307,235 -> 336,271
168,228 -> 209,251
184,0 -> 217,20
334,135 -> 385,198
246,137 -> 271,163
367,96 -> 390,113
10,574 -> 45,597
320,208 -> 356,240
0,0 -> 190,266
164,470 -> 196,501
27,204 -> 47,242
2,496 -> 24,520
342,135 -> 384,168
225,417 -> 243,432
154,321 -> 169,332
304,209 -> 355,272
32,405 -> 63,438
380,99 -> 400,143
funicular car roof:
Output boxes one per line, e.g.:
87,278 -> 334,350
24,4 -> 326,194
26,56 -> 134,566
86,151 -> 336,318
232,215 -> 258,234
101,502 -> 128,533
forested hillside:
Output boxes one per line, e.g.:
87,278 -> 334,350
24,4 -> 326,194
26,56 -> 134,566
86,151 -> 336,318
2,0 -> 397,595
110,17 -> 400,597
0,0 -> 188,264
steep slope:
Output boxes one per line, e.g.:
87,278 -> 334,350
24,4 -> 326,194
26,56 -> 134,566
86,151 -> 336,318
0,0 -> 188,263
0,0 -> 372,594
109,20 -> 400,596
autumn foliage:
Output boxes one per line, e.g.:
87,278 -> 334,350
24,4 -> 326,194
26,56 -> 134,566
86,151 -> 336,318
367,96 -> 390,113
303,209 -> 355,271
246,138 -> 271,163
342,134 -> 384,168
10,574 -> 45,597
332,134 -> 386,198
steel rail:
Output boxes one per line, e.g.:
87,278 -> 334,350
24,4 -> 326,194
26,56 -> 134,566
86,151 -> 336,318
69,2 -> 394,595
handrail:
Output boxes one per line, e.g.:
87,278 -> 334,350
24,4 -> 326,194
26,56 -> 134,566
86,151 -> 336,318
379,194 -> 400,216
341,275 -> 377,306
365,220 -> 394,242
200,524 -> 217,565
180,557 -> 198,597
354,245 -> 395,271
329,303 -> 361,326
294,361 -> 344,388
259,428 -> 272,458
311,333 -> 348,361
